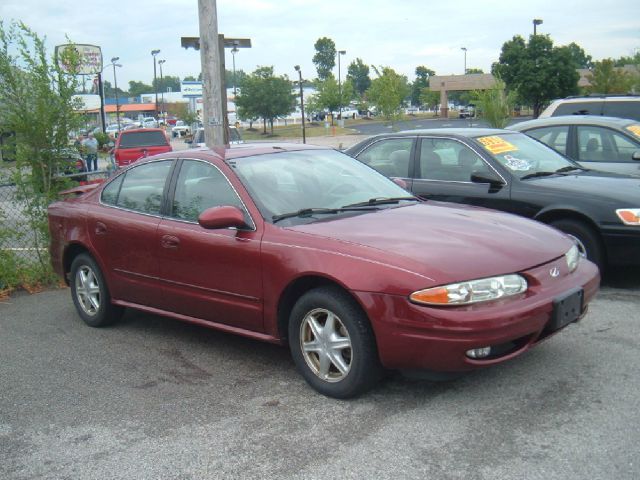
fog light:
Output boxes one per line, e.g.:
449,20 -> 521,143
466,347 -> 491,359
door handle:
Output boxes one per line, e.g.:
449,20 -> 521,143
161,235 -> 180,249
95,222 -> 107,235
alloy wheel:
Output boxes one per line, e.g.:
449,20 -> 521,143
74,265 -> 100,316
299,308 -> 352,382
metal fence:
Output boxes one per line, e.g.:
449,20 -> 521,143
0,181 -> 37,262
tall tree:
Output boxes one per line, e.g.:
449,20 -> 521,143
128,80 -> 153,98
153,75 -> 180,93
366,66 -> 410,122
313,75 -> 354,124
586,59 -> 633,93
225,68 -> 247,90
234,66 -> 296,134
493,35 -> 579,117
0,21 -> 83,274
183,75 -> 197,81
346,58 -> 371,97
102,80 -> 126,98
411,65 -> 435,106
312,37 -> 336,80
566,42 -> 593,69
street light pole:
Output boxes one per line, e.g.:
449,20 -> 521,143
111,57 -> 122,132
151,49 -> 160,119
337,50 -> 346,119
231,41 -> 239,97
294,65 -> 305,144
461,47 -> 467,74
533,18 -> 543,35
158,59 -> 166,122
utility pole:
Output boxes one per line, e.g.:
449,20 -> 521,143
198,0 -> 225,147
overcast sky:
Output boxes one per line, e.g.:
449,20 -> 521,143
2,0 -> 639,87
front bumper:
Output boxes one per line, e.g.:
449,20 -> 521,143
354,257 -> 600,372
601,226 -> 640,266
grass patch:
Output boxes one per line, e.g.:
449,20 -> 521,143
241,124 -> 353,140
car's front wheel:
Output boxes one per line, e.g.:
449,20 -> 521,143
289,286 -> 382,398
70,253 -> 124,327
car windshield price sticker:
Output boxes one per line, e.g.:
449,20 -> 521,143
626,125 -> 640,139
477,136 -> 518,155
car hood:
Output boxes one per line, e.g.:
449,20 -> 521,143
521,170 -> 640,202
287,202 -> 572,284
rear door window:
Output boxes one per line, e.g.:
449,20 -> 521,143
115,160 -> 173,214
355,138 -> 414,177
119,131 -> 168,148
526,126 -> 569,155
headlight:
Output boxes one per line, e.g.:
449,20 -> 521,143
565,244 -> 579,273
410,274 -> 528,306
616,208 -> 640,226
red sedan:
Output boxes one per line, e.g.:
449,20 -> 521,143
48,144 -> 600,398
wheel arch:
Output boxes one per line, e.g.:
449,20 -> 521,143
276,275 -> 368,343
62,243 -> 91,284
534,207 -> 601,234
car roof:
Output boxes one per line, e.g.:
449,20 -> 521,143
390,127 -> 515,138
509,115 -> 637,131
146,142 -> 328,163
119,128 -> 166,134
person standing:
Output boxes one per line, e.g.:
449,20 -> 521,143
82,133 -> 99,172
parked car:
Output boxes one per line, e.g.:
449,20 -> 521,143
48,144 -> 598,398
187,127 -> 243,147
509,115 -> 640,177
339,108 -> 359,119
345,128 -> 640,271
171,120 -> 191,138
112,128 -> 172,168
539,94 -> 640,121
53,147 -> 87,182
105,124 -> 121,136
458,106 -> 475,119
142,117 -> 158,128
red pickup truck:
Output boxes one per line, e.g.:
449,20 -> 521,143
113,128 -> 172,167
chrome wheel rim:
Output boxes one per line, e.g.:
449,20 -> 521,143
75,265 -> 101,316
300,308 -> 352,383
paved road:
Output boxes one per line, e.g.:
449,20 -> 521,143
349,116 -> 532,136
1,272 -> 639,479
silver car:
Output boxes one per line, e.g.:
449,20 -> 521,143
509,115 -> 640,177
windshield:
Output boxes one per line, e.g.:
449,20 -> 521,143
473,132 -> 579,179
229,149 -> 415,225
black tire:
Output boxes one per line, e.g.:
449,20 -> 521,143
288,286 -> 382,399
70,253 -> 124,327
549,218 -> 604,271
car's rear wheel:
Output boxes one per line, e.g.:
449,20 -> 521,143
550,218 -> 604,271
288,286 -> 382,398
70,253 -> 123,327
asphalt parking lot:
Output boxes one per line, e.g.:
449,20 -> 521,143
1,270 -> 639,480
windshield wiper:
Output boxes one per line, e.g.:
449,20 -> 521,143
272,207 -> 378,223
555,165 -> 586,173
520,171 -> 558,180
342,196 -> 419,208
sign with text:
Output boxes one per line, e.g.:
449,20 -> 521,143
55,44 -> 103,75
181,81 -> 203,97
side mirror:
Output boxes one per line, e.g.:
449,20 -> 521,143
471,171 -> 505,187
632,151 -> 640,161
198,206 -> 246,230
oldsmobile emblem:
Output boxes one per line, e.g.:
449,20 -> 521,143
549,267 -> 560,278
